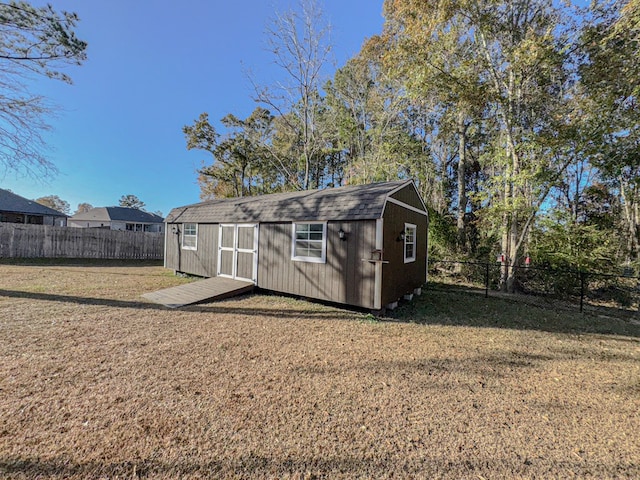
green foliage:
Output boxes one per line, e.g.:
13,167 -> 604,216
0,1 -> 87,80
35,195 -> 70,215
530,213 -> 618,274
118,194 -> 146,210
427,208 -> 457,260
579,0 -> 640,263
182,0 -> 639,279
184,108 -> 283,199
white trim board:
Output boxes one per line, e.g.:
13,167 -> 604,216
384,197 -> 428,216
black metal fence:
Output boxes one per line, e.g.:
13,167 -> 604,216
429,260 -> 640,314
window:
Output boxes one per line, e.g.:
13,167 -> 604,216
182,223 -> 197,250
292,222 -> 326,263
404,223 -> 417,263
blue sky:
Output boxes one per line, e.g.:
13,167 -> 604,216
0,0 -> 384,216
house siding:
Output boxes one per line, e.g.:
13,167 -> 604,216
163,181 -> 429,310
69,220 -> 163,232
165,223 -> 218,277
381,201 -> 428,306
257,220 -> 377,309
390,183 -> 426,209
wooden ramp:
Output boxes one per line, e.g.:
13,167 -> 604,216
142,276 -> 254,308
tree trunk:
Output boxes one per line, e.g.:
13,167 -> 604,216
500,212 -> 511,292
507,213 -> 519,293
457,112 -> 469,253
621,179 -> 640,263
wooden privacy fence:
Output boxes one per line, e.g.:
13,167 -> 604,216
0,224 -> 164,259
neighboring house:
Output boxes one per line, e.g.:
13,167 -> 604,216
164,180 -> 428,310
0,188 -> 67,226
68,207 -> 164,233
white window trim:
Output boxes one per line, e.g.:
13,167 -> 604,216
404,223 -> 417,263
291,221 -> 327,263
182,223 -> 198,250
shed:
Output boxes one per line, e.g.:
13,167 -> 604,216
164,180 -> 428,310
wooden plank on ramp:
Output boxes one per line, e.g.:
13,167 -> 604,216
142,276 -> 254,308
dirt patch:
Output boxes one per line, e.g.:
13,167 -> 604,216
1,264 -> 639,478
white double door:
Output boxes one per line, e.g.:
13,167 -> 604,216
217,223 -> 258,283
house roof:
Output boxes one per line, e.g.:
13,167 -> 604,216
70,207 -> 164,223
0,188 -> 67,217
166,180 -> 421,223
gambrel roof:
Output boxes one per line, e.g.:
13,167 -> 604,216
70,207 -> 163,223
166,180 -> 426,224
0,188 -> 67,217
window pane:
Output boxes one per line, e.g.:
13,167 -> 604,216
184,236 -> 196,248
184,223 -> 197,235
293,222 -> 325,262
404,224 -> 416,261
406,244 -> 414,258
405,226 -> 415,242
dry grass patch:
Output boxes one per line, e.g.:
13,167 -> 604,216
1,262 -> 639,479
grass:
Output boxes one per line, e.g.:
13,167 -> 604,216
1,263 -> 639,479
393,282 -> 640,337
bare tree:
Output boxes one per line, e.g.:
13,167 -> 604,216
250,0 -> 332,190
75,202 -> 93,214
0,1 -> 87,177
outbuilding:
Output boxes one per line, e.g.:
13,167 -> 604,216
164,180 -> 428,310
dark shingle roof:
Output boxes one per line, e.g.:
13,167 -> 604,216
70,207 -> 163,223
166,180 -> 416,223
0,188 -> 67,217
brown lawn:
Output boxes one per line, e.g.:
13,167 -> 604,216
1,262 -> 639,479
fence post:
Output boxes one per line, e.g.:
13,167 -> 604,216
579,271 -> 586,313
485,262 -> 490,298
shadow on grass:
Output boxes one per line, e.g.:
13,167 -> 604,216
1,454 -> 637,479
3,281 -> 639,337
388,282 -> 640,339
0,258 -> 163,267
0,289 -> 359,321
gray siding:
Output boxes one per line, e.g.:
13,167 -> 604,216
237,251 -> 254,279
257,221 -> 377,309
165,223 -> 218,277
219,250 -> 233,276
164,182 -> 429,309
